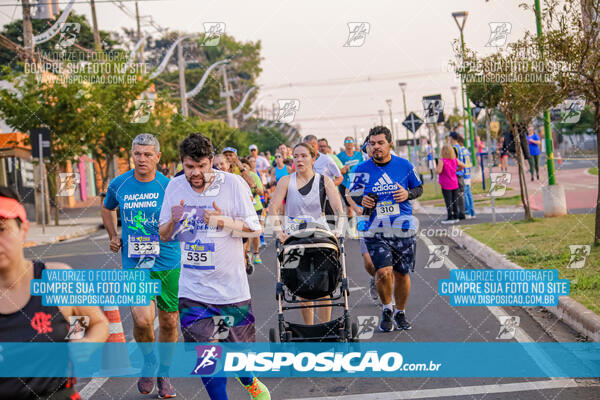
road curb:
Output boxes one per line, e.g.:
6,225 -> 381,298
449,227 -> 600,342
24,224 -> 103,248
413,200 -> 524,215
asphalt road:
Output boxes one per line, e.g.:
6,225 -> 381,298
22,216 -> 600,400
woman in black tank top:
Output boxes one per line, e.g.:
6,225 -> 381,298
0,187 -> 109,399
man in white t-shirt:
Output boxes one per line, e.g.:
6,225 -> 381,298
303,135 -> 342,185
158,133 -> 270,399
249,144 -> 270,176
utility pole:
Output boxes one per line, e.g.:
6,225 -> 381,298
21,0 -> 34,61
378,109 -> 384,125
135,1 -> 145,63
399,82 -> 411,162
90,0 -> 102,50
386,99 -> 395,149
353,126 -> 358,144
178,43 -> 188,117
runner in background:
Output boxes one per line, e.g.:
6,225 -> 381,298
249,144 -> 270,179
102,133 -> 181,398
159,133 -> 270,400
241,158 -> 265,266
336,136 -> 364,237
213,154 -> 256,274
0,186 -> 109,400
303,135 -> 342,229
271,152 -> 293,184
527,124 -> 541,181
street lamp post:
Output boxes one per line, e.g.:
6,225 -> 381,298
452,11 -> 477,167
533,0 -> 556,185
386,99 -> 395,150
398,82 -> 411,162
378,109 -> 384,125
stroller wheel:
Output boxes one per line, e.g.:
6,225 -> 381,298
269,328 -> 278,342
283,331 -> 293,342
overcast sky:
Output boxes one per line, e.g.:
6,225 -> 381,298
0,0 -> 537,149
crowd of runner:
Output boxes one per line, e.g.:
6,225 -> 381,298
0,126 -> 428,400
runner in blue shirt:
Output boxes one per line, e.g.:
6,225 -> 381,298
337,136 -> 364,223
527,124 -> 542,181
101,133 -> 180,398
350,126 -> 423,332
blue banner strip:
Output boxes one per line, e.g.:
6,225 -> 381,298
0,342 -> 598,378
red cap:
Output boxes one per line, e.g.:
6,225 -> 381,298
0,196 -> 28,222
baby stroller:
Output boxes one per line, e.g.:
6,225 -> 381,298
269,227 -> 358,342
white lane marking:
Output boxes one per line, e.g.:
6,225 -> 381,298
80,316 -> 159,399
79,377 -> 109,399
419,235 -> 563,379
285,379 -> 583,400
349,286 -> 366,292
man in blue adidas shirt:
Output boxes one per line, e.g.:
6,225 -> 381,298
350,126 -> 423,332
101,133 -> 180,398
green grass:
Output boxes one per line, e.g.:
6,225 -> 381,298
466,214 -> 600,315
474,194 -> 523,207
589,167 -> 598,175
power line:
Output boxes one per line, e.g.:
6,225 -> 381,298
260,70 -> 446,90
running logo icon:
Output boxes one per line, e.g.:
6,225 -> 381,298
496,316 -> 519,340
566,245 -> 591,269
55,23 -> 80,50
65,316 -> 89,340
349,172 -> 369,196
131,100 -> 155,123
201,22 -> 225,46
488,173 -> 511,197
486,22 -> 512,47
357,316 -> 378,339
344,22 -> 370,47
192,345 -> 223,375
281,247 -> 305,269
423,99 -> 444,124
276,100 -> 300,124
209,316 -> 234,340
425,245 -> 448,269
58,173 -> 80,196
561,98 -> 586,124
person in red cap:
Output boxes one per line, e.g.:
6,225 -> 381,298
0,186 -> 109,399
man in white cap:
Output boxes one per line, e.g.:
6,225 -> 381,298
249,144 -> 270,179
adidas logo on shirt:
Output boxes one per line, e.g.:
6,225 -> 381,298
372,173 -> 397,192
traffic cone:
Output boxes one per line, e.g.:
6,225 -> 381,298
556,152 -> 563,165
96,306 -> 137,377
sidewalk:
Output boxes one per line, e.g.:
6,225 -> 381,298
25,206 -> 104,248
486,162 -> 597,211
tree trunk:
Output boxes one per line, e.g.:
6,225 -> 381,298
595,101 -> 600,245
511,122 -> 533,221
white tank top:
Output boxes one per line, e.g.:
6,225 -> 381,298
284,172 -> 328,233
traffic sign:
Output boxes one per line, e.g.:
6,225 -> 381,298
30,127 -> 51,159
422,94 -> 445,123
402,112 -> 423,133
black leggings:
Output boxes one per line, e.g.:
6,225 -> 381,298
442,188 -> 459,220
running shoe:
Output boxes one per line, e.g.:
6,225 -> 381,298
441,219 -> 455,224
379,308 -> 395,332
137,377 -> 154,395
369,278 -> 378,301
394,312 -> 412,330
157,377 -> 176,398
237,377 -> 271,399
246,253 -> 254,275
253,254 -> 263,264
